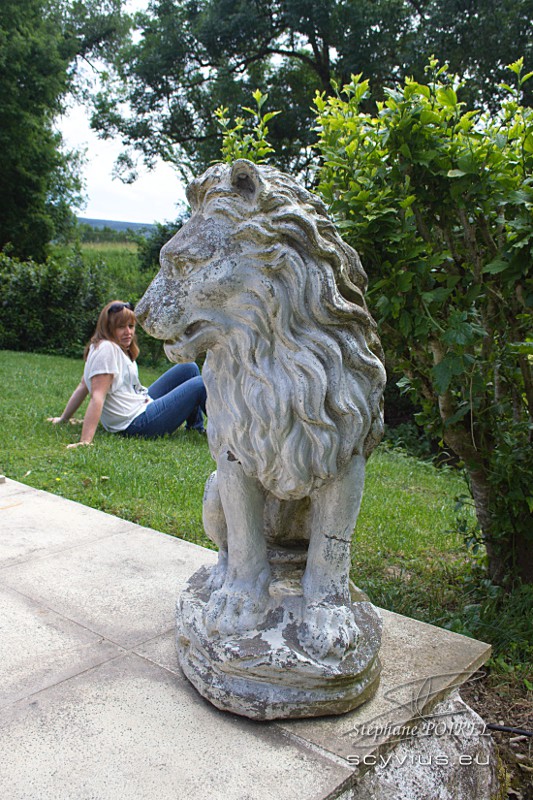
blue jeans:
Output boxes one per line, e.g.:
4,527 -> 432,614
123,363 -> 206,438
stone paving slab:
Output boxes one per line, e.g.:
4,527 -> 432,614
0,585 -> 124,708
129,611 -> 491,765
278,609 -> 490,763
1,526 -> 214,649
0,478 -> 491,800
0,483 -> 134,566
1,652 -> 352,800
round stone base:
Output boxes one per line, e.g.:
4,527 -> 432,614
176,565 -> 383,720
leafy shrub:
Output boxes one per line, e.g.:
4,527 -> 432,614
215,89 -> 281,163
445,578 -> 533,671
313,58 -> 533,585
383,422 -> 434,461
0,250 -> 109,357
383,372 -> 419,427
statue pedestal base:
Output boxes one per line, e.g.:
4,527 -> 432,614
176,563 -> 382,720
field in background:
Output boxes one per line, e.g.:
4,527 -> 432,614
77,217 -> 156,234
79,241 -> 153,302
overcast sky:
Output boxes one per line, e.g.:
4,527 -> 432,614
58,0 -> 187,225
59,100 -> 187,225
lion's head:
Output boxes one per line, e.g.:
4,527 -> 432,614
137,160 -> 386,500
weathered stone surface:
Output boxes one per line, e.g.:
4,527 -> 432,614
2,653 -> 353,800
137,159 -> 387,718
1,524 -> 212,649
278,609 -> 492,761
349,693 -> 501,800
0,482 -> 130,566
0,585 -> 123,707
177,568 -> 382,719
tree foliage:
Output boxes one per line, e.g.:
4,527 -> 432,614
136,216 -> 186,272
92,0 -> 533,181
412,0 -> 533,110
215,89 -> 280,163
313,58 -> 533,584
0,0 -> 128,260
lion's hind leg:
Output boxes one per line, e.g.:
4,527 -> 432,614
202,471 -> 228,592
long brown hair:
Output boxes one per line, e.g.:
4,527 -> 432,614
84,301 -> 140,361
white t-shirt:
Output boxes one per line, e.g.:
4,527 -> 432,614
83,340 -> 152,432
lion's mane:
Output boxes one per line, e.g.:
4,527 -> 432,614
189,162 -> 386,501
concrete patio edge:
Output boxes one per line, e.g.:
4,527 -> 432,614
0,478 -> 493,800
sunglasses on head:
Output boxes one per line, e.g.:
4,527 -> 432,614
108,302 -> 134,314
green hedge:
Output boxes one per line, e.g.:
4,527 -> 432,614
0,251 -> 109,357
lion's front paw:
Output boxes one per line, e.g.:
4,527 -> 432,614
203,570 -> 270,637
204,552 -> 228,593
299,601 -> 359,660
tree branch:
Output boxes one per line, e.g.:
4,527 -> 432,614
412,204 -> 432,243
476,213 -> 498,258
405,0 -> 429,19
458,208 -> 483,280
429,339 -> 484,465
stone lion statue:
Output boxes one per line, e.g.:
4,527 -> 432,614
136,159 -> 386,677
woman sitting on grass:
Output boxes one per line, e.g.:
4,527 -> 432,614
48,301 -> 206,449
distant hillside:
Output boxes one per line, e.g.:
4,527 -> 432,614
77,217 -> 156,233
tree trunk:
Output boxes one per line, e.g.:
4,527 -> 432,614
512,530 -> 533,584
430,340 -> 532,586
447,444 -> 533,586
467,466 -> 507,585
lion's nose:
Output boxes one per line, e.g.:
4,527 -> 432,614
135,270 -> 166,329
135,287 -> 160,333
134,294 -> 149,324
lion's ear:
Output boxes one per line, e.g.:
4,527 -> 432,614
230,160 -> 263,200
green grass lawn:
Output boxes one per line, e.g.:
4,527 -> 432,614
3,348 -> 533,680
0,350 -> 214,547
0,349 -> 472,625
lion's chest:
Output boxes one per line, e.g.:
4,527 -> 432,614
201,351 -> 333,501
203,354 -> 262,466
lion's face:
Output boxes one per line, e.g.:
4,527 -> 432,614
136,203 -> 259,363
137,159 -> 385,493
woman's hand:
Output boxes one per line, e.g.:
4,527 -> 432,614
66,441 -> 93,449
49,379 -> 89,426
47,417 -> 83,425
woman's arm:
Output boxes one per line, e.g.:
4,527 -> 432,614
48,378 -> 89,424
66,373 -> 114,448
